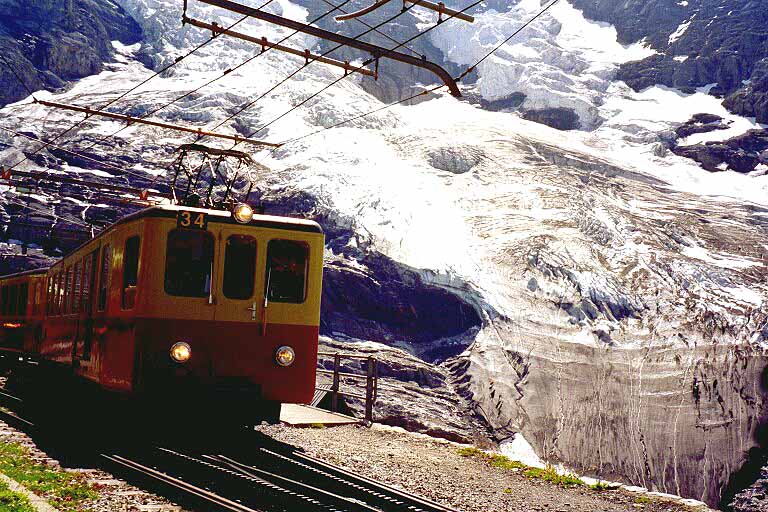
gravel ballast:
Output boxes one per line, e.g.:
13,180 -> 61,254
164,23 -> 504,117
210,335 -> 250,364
256,423 -> 713,512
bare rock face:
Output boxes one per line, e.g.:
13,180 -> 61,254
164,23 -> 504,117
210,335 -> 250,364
724,59 -> 768,125
0,0 -> 142,106
522,108 -> 582,131
672,128 -> 768,173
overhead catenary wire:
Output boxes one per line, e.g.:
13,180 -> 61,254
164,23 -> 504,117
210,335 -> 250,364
273,0 -> 564,148
206,0 -> 423,136
97,0 -> 426,191
0,126 -> 173,188
1,195 -> 107,231
3,0 -> 562,216
66,0 -> 360,163
0,54 -> 39,101
0,8 -> 261,175
318,0 -> 423,57
217,0 -> 474,145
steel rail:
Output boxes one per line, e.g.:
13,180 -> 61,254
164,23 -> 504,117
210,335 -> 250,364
102,454 -> 260,512
153,448 -> 344,511
35,100 -> 281,148
196,0 -> 462,97
293,450 -> 461,512
212,455 -> 380,512
185,17 -> 377,78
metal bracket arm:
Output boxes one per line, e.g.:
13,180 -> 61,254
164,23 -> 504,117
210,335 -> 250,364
336,0 -> 474,23
37,100 -> 282,148
184,16 -> 377,78
195,0 -> 462,97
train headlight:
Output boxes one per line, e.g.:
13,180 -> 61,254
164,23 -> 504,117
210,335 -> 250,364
275,346 -> 295,367
170,342 -> 192,363
233,203 -> 254,224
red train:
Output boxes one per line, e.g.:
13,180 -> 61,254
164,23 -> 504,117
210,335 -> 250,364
0,203 -> 325,423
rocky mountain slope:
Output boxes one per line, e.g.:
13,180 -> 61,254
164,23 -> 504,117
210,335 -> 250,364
0,0 -> 143,106
568,0 -> 768,123
0,0 -> 767,510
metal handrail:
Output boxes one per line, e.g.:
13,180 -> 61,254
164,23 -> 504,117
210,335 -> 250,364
315,352 -> 378,423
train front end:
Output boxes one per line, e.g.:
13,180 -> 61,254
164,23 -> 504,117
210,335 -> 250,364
132,205 -> 324,421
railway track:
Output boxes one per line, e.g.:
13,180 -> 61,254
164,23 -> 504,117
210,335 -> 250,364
0,389 -> 459,512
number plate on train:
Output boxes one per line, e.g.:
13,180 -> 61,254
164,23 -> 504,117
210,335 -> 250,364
177,211 -> 208,230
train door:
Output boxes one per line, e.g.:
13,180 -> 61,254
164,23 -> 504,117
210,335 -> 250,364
74,249 -> 98,361
213,227 -> 261,324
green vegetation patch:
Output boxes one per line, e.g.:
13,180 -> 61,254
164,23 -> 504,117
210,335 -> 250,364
589,481 -> 616,491
456,446 -> 585,488
0,443 -> 97,511
522,466 -> 584,488
0,479 -> 35,512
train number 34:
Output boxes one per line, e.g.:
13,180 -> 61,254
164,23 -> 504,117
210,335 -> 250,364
177,211 -> 208,230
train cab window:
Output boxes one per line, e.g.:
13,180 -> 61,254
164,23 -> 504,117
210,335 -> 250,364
98,245 -> 111,312
223,235 -> 257,300
122,236 -> 140,309
265,240 -> 309,304
165,230 -> 214,298
18,283 -> 28,316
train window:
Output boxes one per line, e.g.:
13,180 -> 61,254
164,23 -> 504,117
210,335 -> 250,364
18,283 -> 28,316
98,245 -> 111,312
72,261 -> 82,314
57,272 -> 65,315
122,236 -> 140,309
82,250 -> 97,313
64,268 -> 73,315
0,286 -> 7,314
223,235 -> 257,300
164,229 -> 214,298
46,277 -> 53,315
7,285 -> 18,315
265,240 -> 309,304
33,282 -> 41,315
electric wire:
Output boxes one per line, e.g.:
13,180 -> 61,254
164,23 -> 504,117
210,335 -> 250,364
69,0 -> 359,164
1,196 -> 105,231
318,0 -> 422,57
211,0 -> 467,147
0,9 -> 258,175
0,54 -> 39,101
3,0 -> 561,217
206,0 -> 422,136
0,126 -> 173,188
107,0 -> 425,192
273,0 -> 563,148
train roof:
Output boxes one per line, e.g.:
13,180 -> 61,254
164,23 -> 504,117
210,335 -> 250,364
1,204 -> 323,279
119,204 -> 324,234
0,267 -> 48,280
